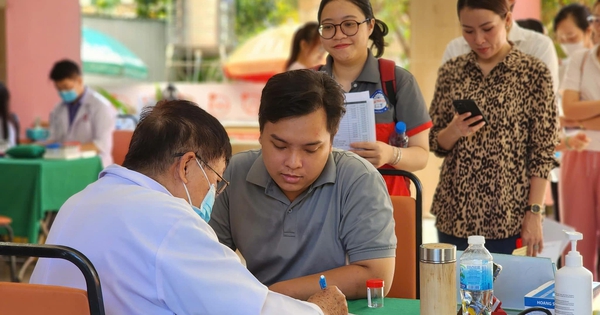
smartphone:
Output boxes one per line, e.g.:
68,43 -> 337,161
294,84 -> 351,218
452,99 -> 488,127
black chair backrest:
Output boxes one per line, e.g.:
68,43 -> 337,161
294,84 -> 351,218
378,169 -> 423,298
0,242 -> 105,315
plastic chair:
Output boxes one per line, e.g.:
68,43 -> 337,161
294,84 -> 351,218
111,130 -> 134,165
112,114 -> 138,166
378,169 -> 422,299
0,242 -> 105,315
0,216 -> 18,282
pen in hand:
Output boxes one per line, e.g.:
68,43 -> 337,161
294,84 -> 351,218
319,274 -> 327,290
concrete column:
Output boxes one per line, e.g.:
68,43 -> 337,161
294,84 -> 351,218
410,0 -> 462,216
512,0 -> 541,20
298,0 -> 320,23
5,0 -> 81,136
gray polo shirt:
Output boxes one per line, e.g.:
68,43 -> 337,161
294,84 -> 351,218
209,149 -> 396,286
320,50 -> 432,136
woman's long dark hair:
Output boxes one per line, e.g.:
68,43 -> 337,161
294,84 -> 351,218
286,22 -> 320,70
0,82 -> 16,142
553,3 -> 591,33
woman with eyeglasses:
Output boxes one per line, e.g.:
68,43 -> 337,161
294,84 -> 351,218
316,0 -> 432,196
559,0 -> 600,281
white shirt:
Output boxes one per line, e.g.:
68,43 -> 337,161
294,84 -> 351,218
287,61 -> 308,71
442,21 -> 560,93
30,165 -> 323,315
562,45 -> 600,152
0,119 -> 16,152
47,87 -> 117,167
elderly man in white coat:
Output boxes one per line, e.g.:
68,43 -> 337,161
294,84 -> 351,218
46,59 -> 117,166
30,100 -> 348,315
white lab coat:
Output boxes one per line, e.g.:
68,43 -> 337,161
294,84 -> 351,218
30,165 -> 323,315
47,87 -> 117,166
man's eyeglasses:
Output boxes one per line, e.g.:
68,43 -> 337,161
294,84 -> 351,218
588,15 -> 600,24
318,19 -> 371,40
174,153 -> 230,195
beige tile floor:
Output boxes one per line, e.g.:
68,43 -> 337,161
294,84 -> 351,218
0,217 -> 439,283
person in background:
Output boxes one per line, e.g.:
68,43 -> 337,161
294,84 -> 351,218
554,3 -> 594,87
559,14 -> 600,279
442,0 -> 560,94
31,100 -> 348,315
591,1 -> 600,45
46,59 -> 117,166
429,0 -> 559,257
210,70 -> 396,301
536,3 -> 594,221
516,18 -> 546,35
286,22 -> 327,71
316,0 -> 431,196
0,82 -> 18,153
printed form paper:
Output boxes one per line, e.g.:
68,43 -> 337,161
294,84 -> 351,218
333,91 -> 376,151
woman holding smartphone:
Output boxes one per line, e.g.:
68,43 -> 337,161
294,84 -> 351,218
316,0 -> 432,196
428,0 -> 559,255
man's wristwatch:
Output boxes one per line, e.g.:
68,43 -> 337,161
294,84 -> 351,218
525,204 -> 545,214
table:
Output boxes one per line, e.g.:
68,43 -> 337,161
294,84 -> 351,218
347,298 -> 526,315
348,298 -> 419,315
0,157 -> 103,242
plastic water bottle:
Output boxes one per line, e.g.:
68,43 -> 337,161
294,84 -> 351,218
389,121 -> 408,148
460,235 -> 493,315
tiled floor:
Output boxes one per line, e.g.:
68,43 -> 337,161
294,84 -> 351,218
0,218 -> 440,283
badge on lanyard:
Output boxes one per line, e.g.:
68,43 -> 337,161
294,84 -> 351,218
372,90 -> 389,114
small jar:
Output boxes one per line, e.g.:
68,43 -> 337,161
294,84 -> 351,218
366,279 -> 384,308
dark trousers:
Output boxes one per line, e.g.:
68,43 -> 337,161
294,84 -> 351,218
437,231 -> 520,255
551,181 -> 560,221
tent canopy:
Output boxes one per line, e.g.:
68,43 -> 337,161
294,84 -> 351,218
81,27 -> 148,79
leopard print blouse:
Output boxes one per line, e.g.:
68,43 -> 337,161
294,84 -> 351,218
429,47 -> 559,239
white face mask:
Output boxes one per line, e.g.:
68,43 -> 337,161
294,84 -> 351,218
561,42 -> 586,57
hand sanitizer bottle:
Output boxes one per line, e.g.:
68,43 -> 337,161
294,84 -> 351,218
555,231 -> 592,315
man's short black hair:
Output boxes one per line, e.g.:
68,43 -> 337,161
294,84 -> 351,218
123,100 -> 232,175
49,59 -> 81,81
258,69 -> 346,136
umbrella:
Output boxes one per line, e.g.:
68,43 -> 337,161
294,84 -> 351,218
81,27 -> 148,79
223,23 -> 301,82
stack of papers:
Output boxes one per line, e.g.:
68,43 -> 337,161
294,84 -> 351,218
333,91 -> 376,151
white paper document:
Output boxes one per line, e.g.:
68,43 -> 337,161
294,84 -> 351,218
539,218 -> 574,264
333,91 -> 376,151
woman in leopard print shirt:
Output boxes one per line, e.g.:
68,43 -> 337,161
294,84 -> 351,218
429,0 -> 559,255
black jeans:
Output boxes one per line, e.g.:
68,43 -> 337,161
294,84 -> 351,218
437,231 -> 520,255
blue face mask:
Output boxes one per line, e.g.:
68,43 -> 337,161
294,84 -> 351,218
182,158 -> 216,223
59,89 -> 79,103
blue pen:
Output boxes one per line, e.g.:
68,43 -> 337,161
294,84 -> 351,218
319,275 -> 327,290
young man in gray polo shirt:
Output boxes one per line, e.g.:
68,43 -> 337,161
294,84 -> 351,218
210,70 -> 397,301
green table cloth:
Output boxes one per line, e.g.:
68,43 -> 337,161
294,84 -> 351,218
348,298 -> 419,314
347,298 -> 525,315
0,157 -> 103,242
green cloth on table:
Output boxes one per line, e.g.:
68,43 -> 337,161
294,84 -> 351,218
348,298 -> 420,315
0,157 -> 103,242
